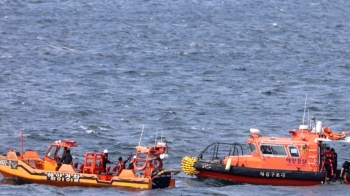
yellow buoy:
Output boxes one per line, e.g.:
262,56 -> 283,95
181,156 -> 199,175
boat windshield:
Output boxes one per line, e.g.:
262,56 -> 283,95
198,143 -> 244,161
248,143 -> 257,154
47,146 -> 58,160
57,147 -> 65,159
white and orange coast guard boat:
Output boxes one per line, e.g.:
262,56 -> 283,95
0,134 -> 180,189
181,116 -> 350,186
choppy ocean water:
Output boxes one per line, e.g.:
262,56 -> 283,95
1,0 -> 350,195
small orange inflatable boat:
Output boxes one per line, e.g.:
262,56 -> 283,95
0,136 -> 180,189
182,117 -> 349,186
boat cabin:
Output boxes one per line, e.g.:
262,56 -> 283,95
43,140 -> 78,171
222,124 -> 342,172
242,126 -> 321,171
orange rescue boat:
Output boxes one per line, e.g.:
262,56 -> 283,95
0,136 -> 180,189
181,117 -> 349,186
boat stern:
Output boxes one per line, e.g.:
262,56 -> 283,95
151,168 -> 180,189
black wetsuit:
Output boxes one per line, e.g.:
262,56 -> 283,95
103,155 -> 112,172
128,160 -> 134,169
61,152 -> 73,164
333,152 -> 338,171
342,161 -> 350,177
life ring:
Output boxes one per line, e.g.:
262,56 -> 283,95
150,157 -> 163,169
133,158 -> 147,171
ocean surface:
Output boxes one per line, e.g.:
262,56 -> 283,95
1,0 -> 350,195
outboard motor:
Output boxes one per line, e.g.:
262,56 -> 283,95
151,169 -> 172,189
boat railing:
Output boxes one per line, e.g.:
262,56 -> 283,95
197,142 -> 244,162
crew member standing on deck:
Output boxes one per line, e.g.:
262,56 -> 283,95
321,147 -> 336,180
102,149 -> 113,173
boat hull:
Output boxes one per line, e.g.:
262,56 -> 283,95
0,160 -> 174,189
194,160 -> 326,186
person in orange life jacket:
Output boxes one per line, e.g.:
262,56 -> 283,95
103,149 -> 113,173
331,148 -> 338,172
117,154 -> 132,175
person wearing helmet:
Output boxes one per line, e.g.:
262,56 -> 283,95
103,149 -> 113,173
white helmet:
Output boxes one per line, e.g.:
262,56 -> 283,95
103,149 -> 108,154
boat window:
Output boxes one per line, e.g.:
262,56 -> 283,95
248,143 -> 257,154
47,146 -> 58,160
260,145 -> 287,156
57,147 -> 65,159
288,146 -> 300,157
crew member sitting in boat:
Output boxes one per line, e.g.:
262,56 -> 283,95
103,149 -> 113,173
61,149 -> 73,164
261,145 -> 273,154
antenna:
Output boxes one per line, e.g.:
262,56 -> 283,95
138,125 -> 144,146
307,108 -> 310,127
311,114 -> 315,131
302,93 -> 308,125
20,132 -> 24,158
155,129 -> 158,145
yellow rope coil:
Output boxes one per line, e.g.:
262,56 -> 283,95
181,156 -> 199,175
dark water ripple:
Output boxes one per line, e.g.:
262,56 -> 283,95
1,0 -> 350,195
